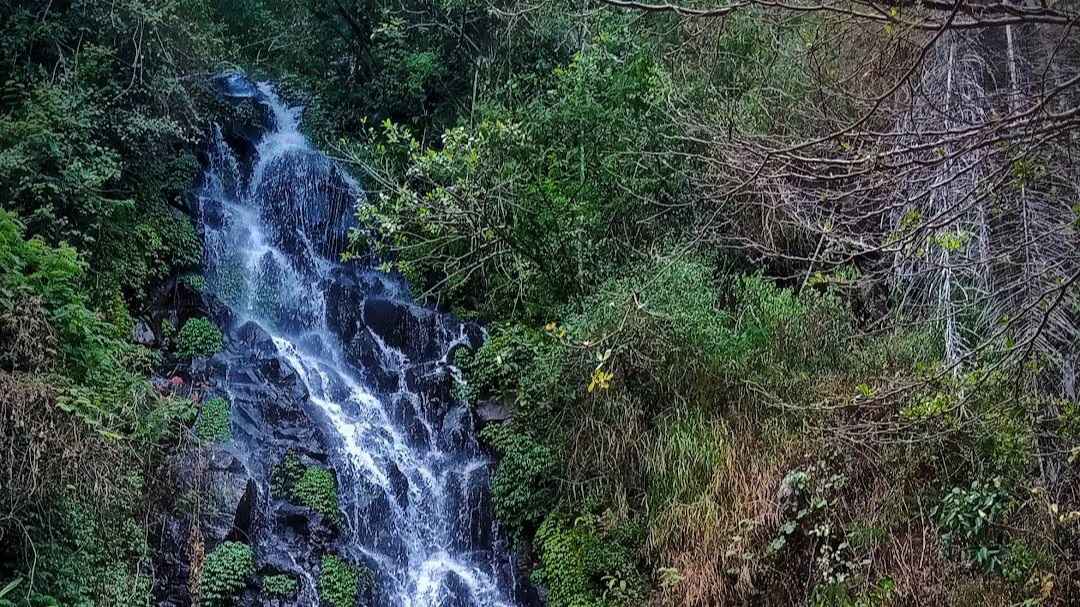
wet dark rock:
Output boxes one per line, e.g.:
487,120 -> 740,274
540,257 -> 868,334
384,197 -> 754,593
198,451 -> 256,545
392,396 -> 432,451
440,405 -> 473,453
475,400 -> 513,427
229,320 -> 277,357
325,279 -> 364,343
465,466 -> 494,550
363,297 -> 444,361
459,321 -> 486,353
405,361 -> 455,405
216,71 -> 258,98
200,197 -> 227,230
227,479 -> 258,543
441,571 -> 475,607
145,275 -> 208,336
340,325 -> 383,372
255,154 -> 356,262
133,319 -> 156,346
387,462 -> 410,509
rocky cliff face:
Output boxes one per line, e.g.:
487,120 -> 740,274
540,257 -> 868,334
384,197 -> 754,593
151,75 -> 523,607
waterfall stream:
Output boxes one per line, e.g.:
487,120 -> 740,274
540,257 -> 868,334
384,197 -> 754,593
195,75 -> 519,607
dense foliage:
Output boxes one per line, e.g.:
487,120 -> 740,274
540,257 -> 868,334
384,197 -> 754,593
195,397 -> 232,443
318,554 -> 367,607
198,542 -> 255,606
0,2 -> 230,602
2,0 -> 1077,605
175,317 -> 225,360
260,573 -> 298,598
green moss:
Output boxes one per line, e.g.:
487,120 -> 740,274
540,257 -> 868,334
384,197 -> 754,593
176,317 -> 224,359
261,573 -> 298,598
195,397 -> 231,443
318,555 -> 371,607
200,542 -> 254,606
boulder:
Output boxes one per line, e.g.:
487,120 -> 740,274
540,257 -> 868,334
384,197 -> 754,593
226,479 -> 258,543
133,319 -> 156,346
363,297 -> 444,361
475,400 -> 513,427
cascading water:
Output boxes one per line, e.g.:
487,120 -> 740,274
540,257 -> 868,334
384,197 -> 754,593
194,73 -> 520,607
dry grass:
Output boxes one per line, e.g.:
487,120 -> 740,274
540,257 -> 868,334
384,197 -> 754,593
648,415 -> 796,607
564,390 -> 649,508
0,295 -> 58,372
0,371 -> 128,534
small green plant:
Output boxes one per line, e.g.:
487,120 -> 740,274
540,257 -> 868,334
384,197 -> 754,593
811,576 -> 895,607
180,273 -> 207,293
272,452 -> 342,524
480,423 -> 558,542
1001,540 -> 1047,587
769,465 -> 847,555
657,567 -> 683,592
531,513 -> 645,607
200,542 -> 254,606
319,555 -> 367,607
271,452 -> 306,497
294,466 -> 342,524
932,478 -> 1010,574
176,317 -> 224,359
195,397 -> 231,442
261,573 -> 298,598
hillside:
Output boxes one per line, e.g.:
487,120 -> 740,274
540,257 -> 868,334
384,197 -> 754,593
1,1 -> 1078,606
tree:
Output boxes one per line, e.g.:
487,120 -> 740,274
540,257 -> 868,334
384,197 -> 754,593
601,0 -> 1079,401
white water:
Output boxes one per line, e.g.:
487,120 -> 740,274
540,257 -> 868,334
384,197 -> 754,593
197,77 -> 518,606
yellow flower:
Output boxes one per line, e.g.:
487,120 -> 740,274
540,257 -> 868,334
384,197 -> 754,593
588,368 -> 614,393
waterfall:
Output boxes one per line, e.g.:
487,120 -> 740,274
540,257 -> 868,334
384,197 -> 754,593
194,74 -> 520,607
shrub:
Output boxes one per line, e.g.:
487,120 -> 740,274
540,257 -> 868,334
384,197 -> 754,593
261,574 -> 298,598
195,397 -> 231,443
932,478 -> 1010,574
355,29 -> 684,318
95,202 -> 204,302
531,513 -> 645,607
455,322 -> 571,427
176,318 -> 224,359
2,501 -> 154,607
481,423 -> 559,542
180,273 -> 207,293
724,273 -> 851,386
271,452 -> 306,497
0,213 -> 194,606
1001,540 -> 1047,587
200,542 -> 254,606
0,210 -> 111,378
561,255 -> 730,402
